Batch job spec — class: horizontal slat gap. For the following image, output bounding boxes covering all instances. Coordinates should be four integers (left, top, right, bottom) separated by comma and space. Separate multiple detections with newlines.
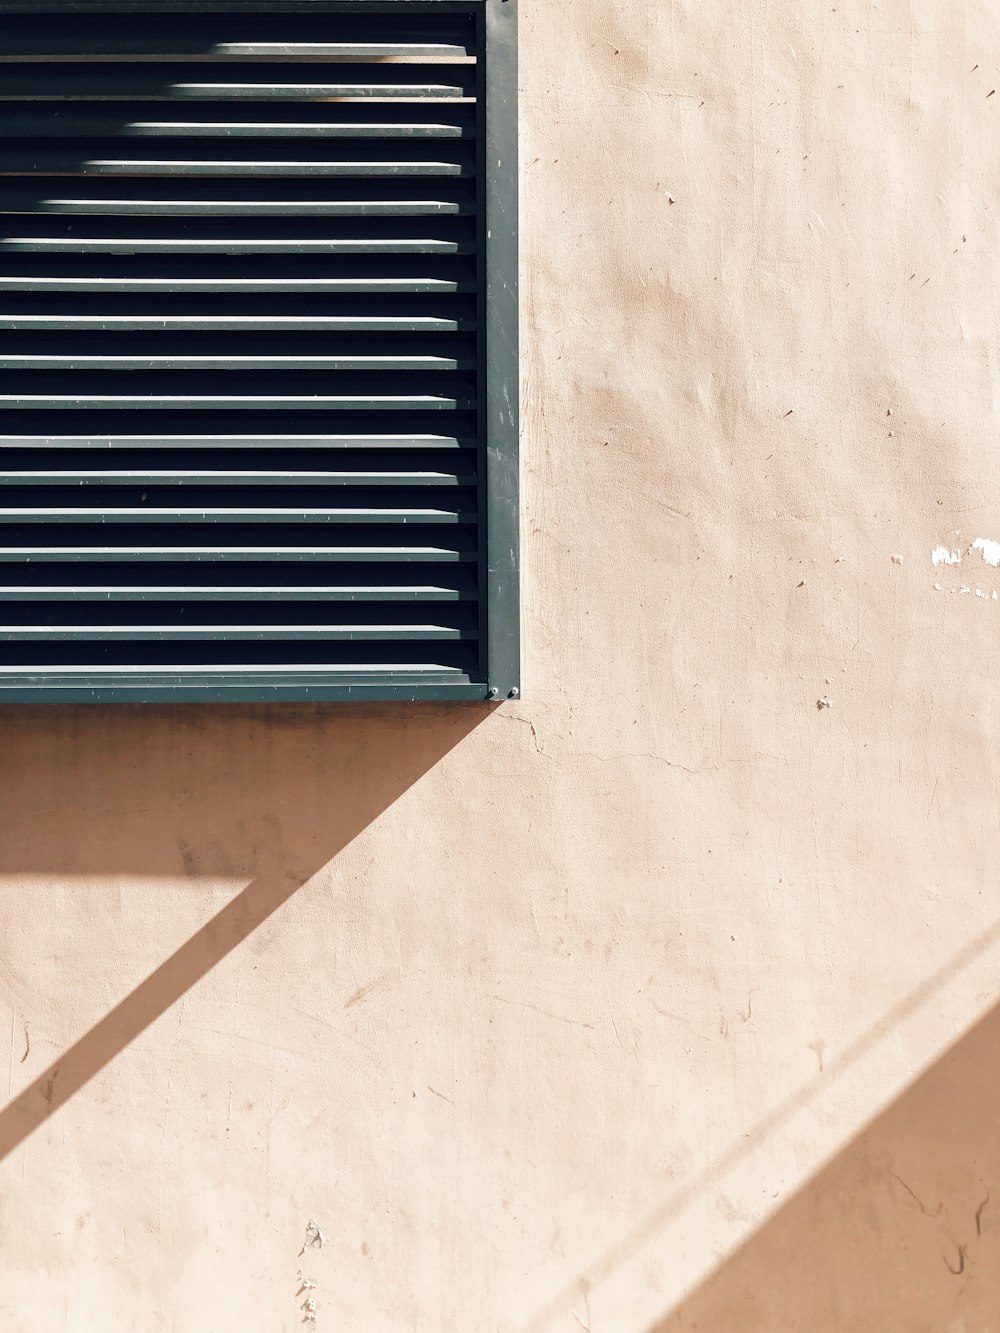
0, 315, 472, 331
0, 625, 475, 640
0, 83, 474, 103
0, 433, 472, 448
0, 662, 469, 673
0, 354, 474, 371
0, 395, 472, 410
0, 63, 478, 99
0, 470, 473, 485
0, 48, 474, 63
0, 238, 473, 254
0, 91, 478, 103
0, 585, 476, 601
0, 547, 475, 562
0, 506, 474, 522
0, 159, 474, 178
0, 106, 476, 137
0, 276, 472, 292
0, 197, 474, 216
0, 15, 478, 61
0, 120, 473, 137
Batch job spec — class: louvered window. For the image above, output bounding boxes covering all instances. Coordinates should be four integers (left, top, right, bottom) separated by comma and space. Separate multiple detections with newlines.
0, 0, 518, 702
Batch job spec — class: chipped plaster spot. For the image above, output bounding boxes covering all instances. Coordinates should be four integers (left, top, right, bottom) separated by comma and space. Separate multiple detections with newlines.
932, 546, 962, 566
972, 538, 1000, 567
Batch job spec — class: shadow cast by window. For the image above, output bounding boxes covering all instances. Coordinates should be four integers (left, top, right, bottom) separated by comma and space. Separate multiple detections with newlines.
0, 699, 488, 1160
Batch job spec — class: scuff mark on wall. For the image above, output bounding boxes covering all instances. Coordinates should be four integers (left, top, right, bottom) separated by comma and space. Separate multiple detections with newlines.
344, 973, 396, 1011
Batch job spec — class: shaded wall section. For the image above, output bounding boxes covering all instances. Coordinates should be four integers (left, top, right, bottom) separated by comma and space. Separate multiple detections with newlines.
0, 703, 488, 1162
650, 1003, 1000, 1332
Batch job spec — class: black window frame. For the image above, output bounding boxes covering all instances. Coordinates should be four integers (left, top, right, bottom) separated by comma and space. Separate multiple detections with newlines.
0, 0, 519, 704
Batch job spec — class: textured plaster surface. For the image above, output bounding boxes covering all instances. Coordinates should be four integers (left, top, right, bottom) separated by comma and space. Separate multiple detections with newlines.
4, 0, 1000, 1329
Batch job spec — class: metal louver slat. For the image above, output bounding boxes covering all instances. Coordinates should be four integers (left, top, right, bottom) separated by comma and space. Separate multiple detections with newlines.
0, 470, 477, 484
0, 0, 518, 702
0, 70, 478, 102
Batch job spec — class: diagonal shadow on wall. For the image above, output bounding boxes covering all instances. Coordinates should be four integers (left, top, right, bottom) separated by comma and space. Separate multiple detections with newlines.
0, 17, 495, 1161
648, 1000, 1000, 1332
0, 700, 487, 1162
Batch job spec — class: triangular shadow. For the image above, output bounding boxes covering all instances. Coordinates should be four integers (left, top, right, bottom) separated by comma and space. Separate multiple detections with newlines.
649, 1001, 1000, 1331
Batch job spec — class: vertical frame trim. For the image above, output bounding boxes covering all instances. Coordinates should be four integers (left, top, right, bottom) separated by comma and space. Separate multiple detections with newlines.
481, 0, 519, 697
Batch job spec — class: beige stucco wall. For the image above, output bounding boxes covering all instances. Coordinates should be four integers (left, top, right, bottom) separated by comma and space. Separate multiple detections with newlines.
4, 1, 1000, 1328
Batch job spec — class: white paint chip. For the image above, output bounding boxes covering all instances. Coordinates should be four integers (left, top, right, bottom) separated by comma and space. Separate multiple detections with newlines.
931, 538, 1000, 572
932, 546, 963, 566
972, 538, 1000, 567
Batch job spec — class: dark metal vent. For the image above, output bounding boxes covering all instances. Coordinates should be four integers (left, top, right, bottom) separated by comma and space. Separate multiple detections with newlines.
0, 0, 518, 701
